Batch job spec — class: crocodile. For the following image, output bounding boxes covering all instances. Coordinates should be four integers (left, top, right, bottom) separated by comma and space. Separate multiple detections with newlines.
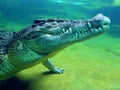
0, 14, 111, 80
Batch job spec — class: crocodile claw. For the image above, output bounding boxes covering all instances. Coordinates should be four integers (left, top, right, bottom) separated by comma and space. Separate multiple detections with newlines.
52, 68, 64, 74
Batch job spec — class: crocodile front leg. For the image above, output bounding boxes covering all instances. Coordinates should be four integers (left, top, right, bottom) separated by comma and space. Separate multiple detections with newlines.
42, 59, 64, 74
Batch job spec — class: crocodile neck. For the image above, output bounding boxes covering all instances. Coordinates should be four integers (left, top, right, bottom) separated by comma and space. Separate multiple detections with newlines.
8, 41, 46, 68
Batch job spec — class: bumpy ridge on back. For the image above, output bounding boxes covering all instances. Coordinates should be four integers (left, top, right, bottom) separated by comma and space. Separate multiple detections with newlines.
0, 31, 15, 63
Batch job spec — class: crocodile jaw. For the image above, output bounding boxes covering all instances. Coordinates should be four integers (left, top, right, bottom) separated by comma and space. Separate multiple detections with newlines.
38, 14, 111, 45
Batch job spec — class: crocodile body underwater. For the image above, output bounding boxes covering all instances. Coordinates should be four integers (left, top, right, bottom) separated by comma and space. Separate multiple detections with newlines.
0, 14, 111, 80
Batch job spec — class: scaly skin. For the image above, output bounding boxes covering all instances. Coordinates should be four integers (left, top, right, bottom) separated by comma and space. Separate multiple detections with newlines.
0, 14, 111, 80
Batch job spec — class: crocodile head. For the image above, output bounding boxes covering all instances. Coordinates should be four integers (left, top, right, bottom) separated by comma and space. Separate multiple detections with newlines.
20, 14, 111, 53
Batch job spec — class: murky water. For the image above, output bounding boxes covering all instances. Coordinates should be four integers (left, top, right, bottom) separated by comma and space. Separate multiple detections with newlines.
0, 0, 120, 90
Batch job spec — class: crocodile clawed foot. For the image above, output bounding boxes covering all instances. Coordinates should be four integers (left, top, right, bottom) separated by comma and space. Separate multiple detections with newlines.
52, 68, 64, 74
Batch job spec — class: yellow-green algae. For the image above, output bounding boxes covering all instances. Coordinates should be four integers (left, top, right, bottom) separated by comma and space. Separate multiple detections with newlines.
16, 34, 120, 90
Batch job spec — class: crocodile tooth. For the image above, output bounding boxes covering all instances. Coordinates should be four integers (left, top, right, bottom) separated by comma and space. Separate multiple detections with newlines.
83, 28, 86, 33
95, 29, 98, 32
69, 28, 72, 33
62, 28, 65, 32
87, 22, 91, 28
75, 33, 77, 37
98, 27, 102, 31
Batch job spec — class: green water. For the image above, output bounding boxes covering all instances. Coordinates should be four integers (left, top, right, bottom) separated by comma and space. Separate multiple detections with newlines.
0, 0, 120, 90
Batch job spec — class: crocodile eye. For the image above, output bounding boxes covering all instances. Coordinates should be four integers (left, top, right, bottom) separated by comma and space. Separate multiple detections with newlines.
103, 23, 108, 25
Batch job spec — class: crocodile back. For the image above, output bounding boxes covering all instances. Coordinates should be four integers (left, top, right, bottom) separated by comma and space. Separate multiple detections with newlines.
0, 31, 15, 63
